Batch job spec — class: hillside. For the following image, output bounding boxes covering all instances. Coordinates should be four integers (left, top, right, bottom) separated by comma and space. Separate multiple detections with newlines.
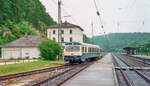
0, 0, 56, 56
93, 33, 150, 52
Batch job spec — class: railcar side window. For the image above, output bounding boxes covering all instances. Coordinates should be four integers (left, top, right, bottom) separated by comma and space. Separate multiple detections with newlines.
82, 47, 84, 52
88, 48, 90, 52
84, 47, 86, 52
85, 47, 87, 52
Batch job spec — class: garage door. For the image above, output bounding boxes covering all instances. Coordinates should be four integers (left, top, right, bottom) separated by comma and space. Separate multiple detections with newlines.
3, 49, 21, 59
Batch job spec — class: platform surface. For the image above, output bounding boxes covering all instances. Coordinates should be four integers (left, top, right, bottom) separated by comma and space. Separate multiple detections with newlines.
62, 53, 115, 86
131, 55, 150, 59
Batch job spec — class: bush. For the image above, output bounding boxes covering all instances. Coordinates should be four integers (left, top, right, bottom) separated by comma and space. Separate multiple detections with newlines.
38, 40, 62, 60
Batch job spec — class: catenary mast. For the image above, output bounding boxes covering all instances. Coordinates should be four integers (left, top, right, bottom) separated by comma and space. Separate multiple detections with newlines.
58, 0, 62, 45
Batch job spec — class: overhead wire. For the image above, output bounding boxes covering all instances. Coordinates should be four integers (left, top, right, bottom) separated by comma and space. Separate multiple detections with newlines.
93, 0, 109, 36
93, 0, 111, 51
93, 0, 104, 29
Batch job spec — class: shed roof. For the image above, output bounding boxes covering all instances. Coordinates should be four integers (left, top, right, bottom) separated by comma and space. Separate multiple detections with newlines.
0, 35, 46, 48
47, 21, 84, 31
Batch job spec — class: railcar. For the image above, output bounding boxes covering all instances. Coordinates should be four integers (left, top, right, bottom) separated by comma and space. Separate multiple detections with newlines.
63, 42, 102, 64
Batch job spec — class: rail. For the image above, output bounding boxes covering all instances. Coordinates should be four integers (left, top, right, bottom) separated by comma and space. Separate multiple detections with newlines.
0, 64, 68, 81
112, 53, 150, 86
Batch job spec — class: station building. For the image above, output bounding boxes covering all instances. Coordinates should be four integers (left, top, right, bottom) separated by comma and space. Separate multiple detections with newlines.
47, 21, 84, 45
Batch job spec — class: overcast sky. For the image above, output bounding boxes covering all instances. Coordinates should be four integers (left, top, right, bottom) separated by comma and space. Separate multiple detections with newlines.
40, 0, 150, 37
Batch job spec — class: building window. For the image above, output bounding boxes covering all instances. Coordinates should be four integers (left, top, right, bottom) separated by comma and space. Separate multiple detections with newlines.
53, 37, 56, 41
53, 30, 55, 34
61, 37, 64, 42
70, 30, 72, 34
70, 37, 72, 42
61, 30, 64, 34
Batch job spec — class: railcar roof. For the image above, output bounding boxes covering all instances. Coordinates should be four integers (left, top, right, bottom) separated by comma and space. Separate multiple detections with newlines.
65, 42, 100, 48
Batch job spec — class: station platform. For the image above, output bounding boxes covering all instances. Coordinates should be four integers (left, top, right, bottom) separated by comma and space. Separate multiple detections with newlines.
62, 53, 115, 86
131, 55, 150, 59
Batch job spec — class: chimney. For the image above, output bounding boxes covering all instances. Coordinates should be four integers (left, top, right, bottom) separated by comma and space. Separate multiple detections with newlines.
24, 33, 28, 39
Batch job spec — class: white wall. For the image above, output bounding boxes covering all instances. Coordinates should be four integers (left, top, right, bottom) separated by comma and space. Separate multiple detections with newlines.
47, 27, 83, 43
22, 47, 40, 59
1, 47, 40, 59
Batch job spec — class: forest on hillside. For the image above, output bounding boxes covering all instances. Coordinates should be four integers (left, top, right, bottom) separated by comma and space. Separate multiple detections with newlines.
0, 0, 56, 56
93, 33, 150, 52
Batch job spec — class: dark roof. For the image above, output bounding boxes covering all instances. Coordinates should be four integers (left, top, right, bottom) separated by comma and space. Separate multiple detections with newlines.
47, 21, 84, 31
0, 35, 46, 48
123, 47, 138, 50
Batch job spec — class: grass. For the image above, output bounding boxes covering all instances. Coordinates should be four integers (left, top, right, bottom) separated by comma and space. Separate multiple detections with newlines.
0, 59, 65, 76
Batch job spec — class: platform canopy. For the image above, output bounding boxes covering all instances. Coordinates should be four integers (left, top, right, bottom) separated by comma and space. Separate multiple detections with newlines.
123, 47, 138, 55
123, 47, 138, 50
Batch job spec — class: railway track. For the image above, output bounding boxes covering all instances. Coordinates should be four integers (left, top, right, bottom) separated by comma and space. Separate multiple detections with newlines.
0, 64, 68, 82
30, 54, 105, 86
118, 54, 150, 67
0, 61, 95, 86
31, 62, 94, 86
112, 54, 150, 86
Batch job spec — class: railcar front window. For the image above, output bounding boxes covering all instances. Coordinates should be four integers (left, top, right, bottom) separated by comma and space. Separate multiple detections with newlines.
66, 46, 80, 52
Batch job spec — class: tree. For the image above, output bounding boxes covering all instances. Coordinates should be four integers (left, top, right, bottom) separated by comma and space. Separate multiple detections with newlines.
93, 32, 150, 52
0, 0, 57, 57
38, 40, 62, 60
83, 34, 92, 44
38, 21, 46, 35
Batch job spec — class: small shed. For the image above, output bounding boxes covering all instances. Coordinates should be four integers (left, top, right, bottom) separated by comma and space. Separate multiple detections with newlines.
0, 35, 45, 59
123, 47, 138, 55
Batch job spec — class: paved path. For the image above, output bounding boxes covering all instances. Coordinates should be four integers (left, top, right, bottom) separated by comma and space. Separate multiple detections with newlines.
0, 60, 38, 66
62, 53, 115, 86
